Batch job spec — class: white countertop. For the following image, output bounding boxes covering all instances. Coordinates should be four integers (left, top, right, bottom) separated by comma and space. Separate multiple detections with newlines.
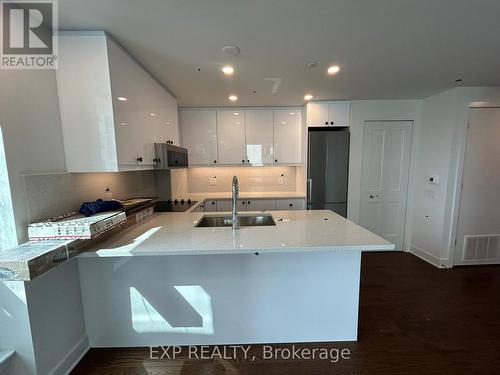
176, 191, 306, 201
80, 210, 394, 258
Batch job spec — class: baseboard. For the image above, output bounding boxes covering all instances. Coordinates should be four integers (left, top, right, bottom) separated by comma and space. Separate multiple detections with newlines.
408, 246, 447, 268
49, 335, 89, 375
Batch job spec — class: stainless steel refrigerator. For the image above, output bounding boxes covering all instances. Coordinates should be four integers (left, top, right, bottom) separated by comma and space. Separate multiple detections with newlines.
307, 128, 349, 217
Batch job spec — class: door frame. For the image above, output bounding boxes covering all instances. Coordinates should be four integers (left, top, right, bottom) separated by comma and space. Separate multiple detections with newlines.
449, 106, 500, 266
359, 120, 414, 251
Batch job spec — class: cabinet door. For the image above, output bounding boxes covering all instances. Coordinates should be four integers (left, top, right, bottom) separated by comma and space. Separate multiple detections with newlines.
107, 37, 159, 167
245, 110, 274, 165
217, 110, 247, 165
204, 200, 217, 212
246, 199, 276, 211
274, 110, 302, 164
181, 110, 218, 165
215, 200, 232, 212
276, 199, 305, 210
306, 102, 330, 126
329, 101, 350, 127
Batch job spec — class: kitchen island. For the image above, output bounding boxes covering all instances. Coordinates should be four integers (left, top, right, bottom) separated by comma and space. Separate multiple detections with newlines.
78, 209, 393, 346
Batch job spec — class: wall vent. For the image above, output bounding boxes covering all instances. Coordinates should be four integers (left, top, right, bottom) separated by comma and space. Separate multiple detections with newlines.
463, 235, 500, 261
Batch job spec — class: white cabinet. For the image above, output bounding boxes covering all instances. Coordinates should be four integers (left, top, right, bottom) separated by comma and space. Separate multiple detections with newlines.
306, 101, 350, 127
276, 199, 306, 210
245, 109, 274, 165
180, 107, 304, 166
274, 109, 302, 164
57, 31, 179, 172
244, 199, 277, 211
181, 110, 218, 165
217, 110, 247, 165
204, 200, 218, 212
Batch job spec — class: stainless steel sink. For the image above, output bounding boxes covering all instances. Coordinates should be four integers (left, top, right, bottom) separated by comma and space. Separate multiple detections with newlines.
195, 214, 276, 228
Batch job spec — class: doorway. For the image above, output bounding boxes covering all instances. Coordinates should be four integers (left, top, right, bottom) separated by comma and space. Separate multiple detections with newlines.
454, 108, 500, 265
360, 121, 413, 250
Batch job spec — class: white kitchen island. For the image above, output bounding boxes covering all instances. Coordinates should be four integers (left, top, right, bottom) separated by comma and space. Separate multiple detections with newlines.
78, 210, 393, 346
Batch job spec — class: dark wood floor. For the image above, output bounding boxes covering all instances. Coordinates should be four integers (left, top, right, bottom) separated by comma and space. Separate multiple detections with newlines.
72, 252, 500, 375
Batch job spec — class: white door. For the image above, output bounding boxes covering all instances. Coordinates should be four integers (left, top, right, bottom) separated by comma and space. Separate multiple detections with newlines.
181, 110, 218, 165
454, 108, 500, 265
274, 109, 302, 164
360, 121, 413, 250
245, 109, 274, 165
217, 110, 247, 165
306, 102, 330, 126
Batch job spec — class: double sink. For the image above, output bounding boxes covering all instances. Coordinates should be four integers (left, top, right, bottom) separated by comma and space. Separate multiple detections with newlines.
196, 214, 276, 228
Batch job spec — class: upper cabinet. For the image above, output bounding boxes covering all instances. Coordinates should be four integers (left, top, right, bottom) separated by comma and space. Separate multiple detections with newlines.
245, 109, 274, 165
306, 101, 351, 127
217, 110, 247, 165
274, 109, 302, 164
181, 109, 218, 165
179, 108, 303, 166
56, 31, 179, 172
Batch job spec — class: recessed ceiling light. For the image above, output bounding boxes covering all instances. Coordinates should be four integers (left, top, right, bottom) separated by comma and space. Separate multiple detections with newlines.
149, 113, 156, 117
327, 65, 340, 75
222, 66, 234, 76
228, 95, 238, 102
304, 94, 313, 101
236, 121, 241, 124
233, 112, 240, 116
289, 112, 296, 115
281, 121, 287, 124
117, 97, 127, 101
120, 122, 127, 126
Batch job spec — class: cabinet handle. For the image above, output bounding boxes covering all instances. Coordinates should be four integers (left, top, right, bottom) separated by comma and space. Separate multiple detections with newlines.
275, 159, 278, 163
175, 160, 179, 164
211, 201, 215, 205
247, 160, 250, 163
247, 201, 251, 204
137, 157, 143, 163
289, 203, 293, 207
331, 121, 335, 125
242, 201, 245, 205
214, 160, 217, 164
242, 160, 245, 163
325, 121, 328, 125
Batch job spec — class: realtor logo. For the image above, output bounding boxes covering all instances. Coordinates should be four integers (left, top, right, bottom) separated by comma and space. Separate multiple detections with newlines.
1, 0, 58, 69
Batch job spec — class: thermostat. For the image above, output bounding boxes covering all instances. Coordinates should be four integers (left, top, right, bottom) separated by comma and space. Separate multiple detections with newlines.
429, 176, 439, 185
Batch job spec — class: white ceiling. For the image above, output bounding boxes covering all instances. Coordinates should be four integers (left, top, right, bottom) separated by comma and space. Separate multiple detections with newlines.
59, 0, 500, 107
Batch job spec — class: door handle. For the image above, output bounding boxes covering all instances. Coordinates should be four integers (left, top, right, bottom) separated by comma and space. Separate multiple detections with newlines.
307, 179, 313, 205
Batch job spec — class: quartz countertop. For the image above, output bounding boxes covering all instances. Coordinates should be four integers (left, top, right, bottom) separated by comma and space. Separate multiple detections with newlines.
80, 210, 394, 258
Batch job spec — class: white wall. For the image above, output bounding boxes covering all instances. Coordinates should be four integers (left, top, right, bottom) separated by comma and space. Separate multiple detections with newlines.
0, 70, 67, 245
348, 100, 423, 249
409, 87, 500, 267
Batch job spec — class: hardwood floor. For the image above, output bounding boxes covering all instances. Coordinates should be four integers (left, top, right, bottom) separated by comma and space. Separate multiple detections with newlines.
72, 252, 500, 375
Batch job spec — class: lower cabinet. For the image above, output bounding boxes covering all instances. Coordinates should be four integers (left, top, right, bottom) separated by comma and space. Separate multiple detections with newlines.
276, 199, 306, 210
202, 198, 305, 212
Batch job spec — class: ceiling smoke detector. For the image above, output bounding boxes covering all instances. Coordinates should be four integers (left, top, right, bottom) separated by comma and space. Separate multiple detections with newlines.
222, 45, 240, 57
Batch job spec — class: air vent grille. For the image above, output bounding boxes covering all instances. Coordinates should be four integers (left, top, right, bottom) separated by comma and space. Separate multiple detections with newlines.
463, 235, 500, 261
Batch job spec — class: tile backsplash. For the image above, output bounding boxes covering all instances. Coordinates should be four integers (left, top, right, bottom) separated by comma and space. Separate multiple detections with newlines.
172, 167, 298, 195
24, 171, 158, 223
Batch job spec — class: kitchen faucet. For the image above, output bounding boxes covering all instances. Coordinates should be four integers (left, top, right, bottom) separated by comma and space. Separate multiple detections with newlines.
231, 176, 240, 230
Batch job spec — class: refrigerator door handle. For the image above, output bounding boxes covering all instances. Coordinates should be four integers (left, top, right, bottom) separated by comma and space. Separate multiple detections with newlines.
307, 179, 313, 209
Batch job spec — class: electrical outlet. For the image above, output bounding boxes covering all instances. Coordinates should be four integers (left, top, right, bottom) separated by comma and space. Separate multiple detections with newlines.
278, 176, 284, 185
209, 177, 217, 186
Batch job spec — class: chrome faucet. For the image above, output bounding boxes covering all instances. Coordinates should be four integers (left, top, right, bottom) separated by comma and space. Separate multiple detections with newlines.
231, 176, 240, 230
